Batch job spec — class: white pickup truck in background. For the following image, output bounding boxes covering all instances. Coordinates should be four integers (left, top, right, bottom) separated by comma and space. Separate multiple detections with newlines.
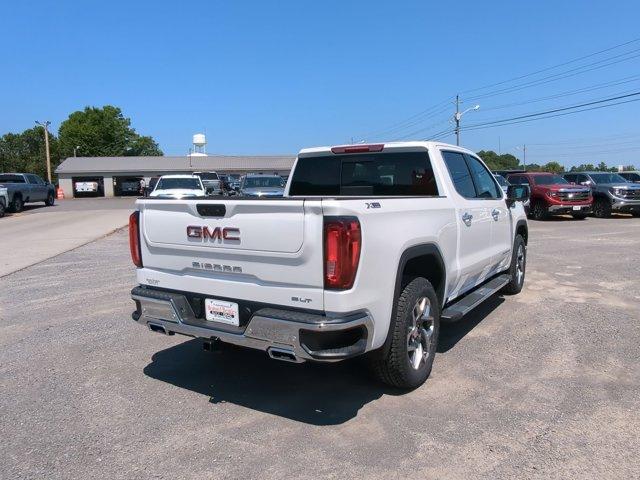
129, 141, 530, 388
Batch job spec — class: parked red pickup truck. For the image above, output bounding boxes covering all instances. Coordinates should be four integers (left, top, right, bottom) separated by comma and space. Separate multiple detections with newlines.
506, 172, 592, 220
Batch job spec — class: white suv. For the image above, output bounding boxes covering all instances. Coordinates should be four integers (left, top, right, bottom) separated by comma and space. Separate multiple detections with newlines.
149, 175, 206, 199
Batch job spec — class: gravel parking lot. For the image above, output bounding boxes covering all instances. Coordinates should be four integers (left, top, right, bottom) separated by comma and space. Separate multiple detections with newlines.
1, 216, 638, 479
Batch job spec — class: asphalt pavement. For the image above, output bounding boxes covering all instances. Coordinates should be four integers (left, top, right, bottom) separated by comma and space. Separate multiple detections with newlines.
1, 214, 638, 479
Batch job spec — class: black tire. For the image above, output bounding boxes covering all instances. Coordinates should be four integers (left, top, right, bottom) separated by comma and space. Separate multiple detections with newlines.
45, 191, 55, 206
631, 211, 640, 217
592, 198, 611, 218
0, 200, 5, 218
503, 234, 526, 295
368, 277, 440, 389
571, 213, 587, 220
11, 195, 23, 213
530, 201, 547, 220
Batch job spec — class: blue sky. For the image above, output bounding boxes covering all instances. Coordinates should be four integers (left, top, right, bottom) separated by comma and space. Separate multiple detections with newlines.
2, 0, 639, 167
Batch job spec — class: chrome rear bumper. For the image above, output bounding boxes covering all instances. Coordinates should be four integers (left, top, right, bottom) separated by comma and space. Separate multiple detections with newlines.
131, 286, 374, 362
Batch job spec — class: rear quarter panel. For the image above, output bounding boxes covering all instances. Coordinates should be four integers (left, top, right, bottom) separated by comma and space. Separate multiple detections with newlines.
322, 197, 457, 349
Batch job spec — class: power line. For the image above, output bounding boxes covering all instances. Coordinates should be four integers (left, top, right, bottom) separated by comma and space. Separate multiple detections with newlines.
528, 131, 640, 146
462, 91, 640, 130
461, 97, 640, 134
465, 49, 640, 101
461, 37, 640, 95
528, 139, 640, 151
393, 118, 451, 141
469, 87, 640, 124
360, 97, 454, 140
479, 74, 640, 112
363, 38, 640, 143
376, 104, 452, 139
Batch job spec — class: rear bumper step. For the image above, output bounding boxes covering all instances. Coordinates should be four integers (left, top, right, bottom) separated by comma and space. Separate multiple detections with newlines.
131, 286, 373, 362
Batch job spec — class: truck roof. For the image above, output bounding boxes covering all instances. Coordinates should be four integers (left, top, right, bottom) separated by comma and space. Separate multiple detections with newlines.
158, 174, 198, 179
298, 141, 471, 156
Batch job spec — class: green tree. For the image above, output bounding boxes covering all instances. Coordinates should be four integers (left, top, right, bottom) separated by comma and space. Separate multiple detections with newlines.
58, 105, 163, 158
0, 127, 61, 180
595, 161, 617, 172
622, 164, 637, 171
525, 163, 542, 172
569, 164, 596, 172
477, 150, 521, 170
542, 161, 564, 173
130, 135, 163, 156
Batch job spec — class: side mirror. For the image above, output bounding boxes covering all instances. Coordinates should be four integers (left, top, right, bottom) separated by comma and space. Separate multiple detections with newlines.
506, 184, 530, 207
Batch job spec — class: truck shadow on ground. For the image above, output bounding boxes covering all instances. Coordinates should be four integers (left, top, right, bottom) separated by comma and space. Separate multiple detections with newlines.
143, 339, 398, 425
143, 296, 504, 425
438, 296, 504, 352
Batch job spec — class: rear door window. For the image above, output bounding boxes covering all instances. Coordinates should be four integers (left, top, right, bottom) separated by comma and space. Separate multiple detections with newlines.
442, 151, 476, 199
289, 151, 438, 196
465, 155, 501, 199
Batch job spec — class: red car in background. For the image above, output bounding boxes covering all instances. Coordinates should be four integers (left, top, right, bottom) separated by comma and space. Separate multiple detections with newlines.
507, 172, 592, 220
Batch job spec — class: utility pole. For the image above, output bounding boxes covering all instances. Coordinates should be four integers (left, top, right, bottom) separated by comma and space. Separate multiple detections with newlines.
35, 120, 52, 183
453, 95, 479, 146
515, 144, 528, 170
454, 95, 460, 146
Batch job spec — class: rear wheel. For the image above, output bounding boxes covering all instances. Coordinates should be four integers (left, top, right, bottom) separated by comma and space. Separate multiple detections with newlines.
503, 235, 526, 295
0, 201, 5, 218
11, 195, 23, 213
592, 199, 611, 218
631, 211, 640, 217
369, 277, 440, 389
530, 201, 547, 220
45, 191, 55, 206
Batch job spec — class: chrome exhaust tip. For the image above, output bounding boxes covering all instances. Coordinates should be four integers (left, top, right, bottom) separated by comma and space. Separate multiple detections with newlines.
267, 347, 302, 363
148, 322, 173, 335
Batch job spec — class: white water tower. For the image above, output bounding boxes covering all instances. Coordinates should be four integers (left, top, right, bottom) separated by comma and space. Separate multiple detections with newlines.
191, 133, 207, 156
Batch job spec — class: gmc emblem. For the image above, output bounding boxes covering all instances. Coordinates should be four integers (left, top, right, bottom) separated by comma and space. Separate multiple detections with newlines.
187, 226, 240, 241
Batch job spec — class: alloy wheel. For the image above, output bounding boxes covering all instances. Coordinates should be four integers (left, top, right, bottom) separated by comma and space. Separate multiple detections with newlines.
407, 297, 435, 370
516, 244, 526, 285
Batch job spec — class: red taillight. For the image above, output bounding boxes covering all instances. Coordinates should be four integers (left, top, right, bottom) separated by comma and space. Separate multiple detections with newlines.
324, 217, 361, 290
129, 211, 142, 268
330, 144, 384, 154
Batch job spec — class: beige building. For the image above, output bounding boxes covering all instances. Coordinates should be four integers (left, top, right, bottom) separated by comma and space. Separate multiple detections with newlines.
55, 154, 295, 197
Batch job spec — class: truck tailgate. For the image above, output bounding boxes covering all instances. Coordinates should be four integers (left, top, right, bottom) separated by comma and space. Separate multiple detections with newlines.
136, 198, 325, 308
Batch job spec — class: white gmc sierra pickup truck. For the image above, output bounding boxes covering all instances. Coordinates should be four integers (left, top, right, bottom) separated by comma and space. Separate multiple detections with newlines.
130, 141, 530, 388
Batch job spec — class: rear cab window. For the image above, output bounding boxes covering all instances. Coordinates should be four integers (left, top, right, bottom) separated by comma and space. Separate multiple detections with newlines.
289, 150, 439, 196
0, 174, 26, 183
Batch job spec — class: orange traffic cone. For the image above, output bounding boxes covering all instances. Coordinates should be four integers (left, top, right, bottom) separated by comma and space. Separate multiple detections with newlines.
56, 187, 65, 199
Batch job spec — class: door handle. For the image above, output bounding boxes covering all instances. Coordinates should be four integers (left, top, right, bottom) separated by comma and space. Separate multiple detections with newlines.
492, 209, 500, 221
462, 212, 473, 226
